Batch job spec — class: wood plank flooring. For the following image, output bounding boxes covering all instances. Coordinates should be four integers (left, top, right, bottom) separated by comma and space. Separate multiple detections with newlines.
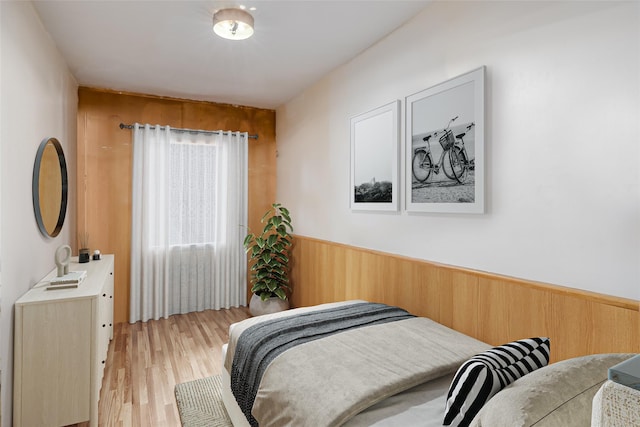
90, 307, 250, 427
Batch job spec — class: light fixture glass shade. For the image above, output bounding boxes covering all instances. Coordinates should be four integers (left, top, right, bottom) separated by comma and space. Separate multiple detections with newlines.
213, 8, 254, 40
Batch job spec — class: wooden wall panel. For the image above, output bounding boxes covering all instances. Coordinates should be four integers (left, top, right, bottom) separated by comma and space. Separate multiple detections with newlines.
291, 235, 639, 363
77, 88, 276, 324
476, 277, 553, 351
345, 250, 385, 304
550, 294, 639, 361
290, 238, 347, 305
448, 270, 479, 337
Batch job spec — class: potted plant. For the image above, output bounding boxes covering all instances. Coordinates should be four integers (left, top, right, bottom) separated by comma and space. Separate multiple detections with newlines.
243, 203, 293, 316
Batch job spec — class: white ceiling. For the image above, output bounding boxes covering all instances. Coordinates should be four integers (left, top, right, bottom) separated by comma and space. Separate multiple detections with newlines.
32, 1, 430, 109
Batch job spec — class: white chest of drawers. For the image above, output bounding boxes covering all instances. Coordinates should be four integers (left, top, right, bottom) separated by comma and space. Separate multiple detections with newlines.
13, 255, 114, 427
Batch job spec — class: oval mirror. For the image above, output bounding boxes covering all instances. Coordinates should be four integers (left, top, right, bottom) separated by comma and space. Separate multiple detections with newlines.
33, 137, 68, 238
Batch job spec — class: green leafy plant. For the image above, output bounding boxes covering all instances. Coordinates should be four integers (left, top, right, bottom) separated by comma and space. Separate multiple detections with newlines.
243, 203, 293, 301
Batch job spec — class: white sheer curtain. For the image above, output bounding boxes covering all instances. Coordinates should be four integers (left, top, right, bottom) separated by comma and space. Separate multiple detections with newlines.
130, 124, 248, 323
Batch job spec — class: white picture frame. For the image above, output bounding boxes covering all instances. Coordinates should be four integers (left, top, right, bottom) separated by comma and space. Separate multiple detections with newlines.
350, 100, 400, 212
405, 67, 485, 214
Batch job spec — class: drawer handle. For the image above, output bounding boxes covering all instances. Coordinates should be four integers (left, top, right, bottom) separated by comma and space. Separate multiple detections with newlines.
103, 293, 107, 297
102, 360, 105, 364
102, 324, 106, 327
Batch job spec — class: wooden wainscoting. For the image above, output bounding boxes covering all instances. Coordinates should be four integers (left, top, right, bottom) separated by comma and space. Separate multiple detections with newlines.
290, 235, 639, 363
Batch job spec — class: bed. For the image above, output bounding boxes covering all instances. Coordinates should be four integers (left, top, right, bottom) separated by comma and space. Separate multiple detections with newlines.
220, 300, 635, 427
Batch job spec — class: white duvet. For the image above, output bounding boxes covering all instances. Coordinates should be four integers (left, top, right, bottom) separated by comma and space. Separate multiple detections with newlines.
223, 301, 490, 426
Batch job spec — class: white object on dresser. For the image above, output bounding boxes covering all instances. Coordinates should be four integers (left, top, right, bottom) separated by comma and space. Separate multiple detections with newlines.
592, 379, 640, 427
13, 254, 114, 427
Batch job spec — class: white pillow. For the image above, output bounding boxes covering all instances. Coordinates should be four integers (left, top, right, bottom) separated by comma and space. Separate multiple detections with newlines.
469, 353, 636, 427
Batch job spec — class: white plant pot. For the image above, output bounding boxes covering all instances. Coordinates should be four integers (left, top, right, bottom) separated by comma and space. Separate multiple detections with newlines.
249, 293, 290, 317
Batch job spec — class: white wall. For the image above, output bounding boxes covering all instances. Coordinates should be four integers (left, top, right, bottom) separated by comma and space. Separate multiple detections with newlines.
276, 1, 639, 301
0, 2, 77, 425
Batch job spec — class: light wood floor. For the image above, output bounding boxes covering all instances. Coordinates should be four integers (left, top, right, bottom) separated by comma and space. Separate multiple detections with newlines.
87, 307, 251, 427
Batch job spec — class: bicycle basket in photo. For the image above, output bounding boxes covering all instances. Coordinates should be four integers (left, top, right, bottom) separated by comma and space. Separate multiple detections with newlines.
439, 129, 455, 150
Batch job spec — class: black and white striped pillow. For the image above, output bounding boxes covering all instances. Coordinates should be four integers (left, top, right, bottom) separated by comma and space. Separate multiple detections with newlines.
443, 337, 550, 427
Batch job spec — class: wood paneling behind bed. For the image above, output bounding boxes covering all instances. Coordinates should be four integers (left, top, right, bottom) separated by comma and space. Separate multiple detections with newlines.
289, 235, 639, 363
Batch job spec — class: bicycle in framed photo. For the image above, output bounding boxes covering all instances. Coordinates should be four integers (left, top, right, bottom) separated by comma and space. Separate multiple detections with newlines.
405, 67, 485, 214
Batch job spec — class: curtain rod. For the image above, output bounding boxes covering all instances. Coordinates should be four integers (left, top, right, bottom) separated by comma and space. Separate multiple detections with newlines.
119, 123, 258, 140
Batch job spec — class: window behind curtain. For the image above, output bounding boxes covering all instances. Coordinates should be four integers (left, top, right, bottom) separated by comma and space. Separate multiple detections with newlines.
169, 140, 217, 246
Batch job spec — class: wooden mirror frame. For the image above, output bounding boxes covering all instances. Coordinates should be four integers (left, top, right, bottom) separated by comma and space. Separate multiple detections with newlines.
33, 137, 68, 238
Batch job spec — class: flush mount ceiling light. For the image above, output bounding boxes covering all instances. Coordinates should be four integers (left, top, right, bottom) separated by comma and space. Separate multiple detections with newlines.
213, 8, 254, 41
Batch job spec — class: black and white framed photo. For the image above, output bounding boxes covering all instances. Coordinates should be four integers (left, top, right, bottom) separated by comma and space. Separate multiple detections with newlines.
405, 67, 485, 214
350, 100, 400, 212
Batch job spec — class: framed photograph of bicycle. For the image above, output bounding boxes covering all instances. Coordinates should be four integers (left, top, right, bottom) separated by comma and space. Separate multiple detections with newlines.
350, 100, 400, 212
405, 66, 485, 214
